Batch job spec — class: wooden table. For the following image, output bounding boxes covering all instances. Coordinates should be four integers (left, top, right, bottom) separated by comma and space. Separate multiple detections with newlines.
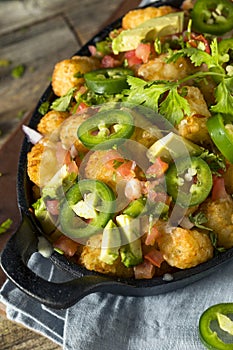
0, 0, 141, 348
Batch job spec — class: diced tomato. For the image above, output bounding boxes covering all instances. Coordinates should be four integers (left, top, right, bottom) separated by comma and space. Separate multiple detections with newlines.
212, 175, 229, 201
124, 50, 142, 67
53, 235, 80, 257
76, 102, 88, 112
68, 160, 79, 175
46, 199, 59, 216
145, 225, 161, 246
134, 259, 155, 279
117, 160, 135, 179
146, 157, 169, 178
135, 43, 151, 63
144, 249, 164, 268
187, 33, 211, 54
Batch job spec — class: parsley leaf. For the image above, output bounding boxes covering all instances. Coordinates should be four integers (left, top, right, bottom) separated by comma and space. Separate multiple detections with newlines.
0, 218, 13, 234
51, 87, 76, 111
159, 87, 190, 125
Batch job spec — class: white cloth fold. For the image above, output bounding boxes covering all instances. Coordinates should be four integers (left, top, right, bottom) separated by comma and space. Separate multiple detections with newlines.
1, 252, 233, 350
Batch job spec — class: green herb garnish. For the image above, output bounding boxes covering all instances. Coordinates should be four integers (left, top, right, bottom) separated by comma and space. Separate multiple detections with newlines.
38, 101, 50, 115
51, 87, 76, 111
0, 218, 13, 234
11, 64, 25, 78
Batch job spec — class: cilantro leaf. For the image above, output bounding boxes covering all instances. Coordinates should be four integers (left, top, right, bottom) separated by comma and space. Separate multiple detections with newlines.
159, 87, 190, 125
189, 212, 212, 231
0, 218, 13, 234
211, 78, 233, 118
38, 101, 50, 115
125, 76, 169, 111
51, 87, 76, 111
200, 150, 226, 175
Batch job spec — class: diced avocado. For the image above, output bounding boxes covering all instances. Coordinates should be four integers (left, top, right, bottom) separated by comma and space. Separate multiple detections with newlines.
32, 198, 56, 234
72, 192, 97, 219
112, 12, 184, 54
123, 197, 147, 218
99, 219, 121, 265
42, 165, 77, 199
147, 132, 203, 163
116, 214, 143, 267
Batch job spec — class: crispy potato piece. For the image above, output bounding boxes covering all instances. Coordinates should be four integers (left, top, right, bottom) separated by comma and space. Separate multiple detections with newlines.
201, 197, 233, 249
37, 110, 69, 135
157, 227, 213, 269
27, 141, 59, 187
137, 55, 194, 81
59, 113, 89, 152
52, 56, 100, 97
122, 6, 175, 29
80, 234, 133, 278
84, 150, 121, 191
177, 86, 211, 145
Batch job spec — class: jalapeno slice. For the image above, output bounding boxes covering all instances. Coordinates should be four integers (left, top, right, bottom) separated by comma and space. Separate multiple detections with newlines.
84, 67, 134, 94
207, 114, 233, 164
60, 179, 115, 239
77, 108, 135, 149
191, 0, 233, 35
199, 303, 233, 350
166, 156, 213, 207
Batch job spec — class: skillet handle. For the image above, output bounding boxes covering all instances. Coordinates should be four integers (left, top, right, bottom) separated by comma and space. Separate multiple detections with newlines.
0, 215, 124, 309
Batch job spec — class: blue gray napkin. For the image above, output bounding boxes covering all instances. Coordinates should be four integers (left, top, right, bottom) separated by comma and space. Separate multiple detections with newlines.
1, 251, 233, 350
1, 1, 233, 348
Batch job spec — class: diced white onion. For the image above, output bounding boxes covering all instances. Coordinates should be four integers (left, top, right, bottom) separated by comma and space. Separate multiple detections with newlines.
38, 236, 53, 258
22, 124, 43, 144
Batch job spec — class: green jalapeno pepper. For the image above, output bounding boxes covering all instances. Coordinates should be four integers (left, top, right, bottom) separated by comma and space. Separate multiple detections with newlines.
60, 179, 115, 239
166, 156, 213, 207
199, 303, 233, 350
192, 0, 233, 35
77, 108, 135, 149
207, 114, 233, 164
84, 67, 134, 94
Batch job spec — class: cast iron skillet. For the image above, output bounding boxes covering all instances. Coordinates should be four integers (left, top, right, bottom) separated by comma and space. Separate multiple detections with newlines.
1, 0, 233, 310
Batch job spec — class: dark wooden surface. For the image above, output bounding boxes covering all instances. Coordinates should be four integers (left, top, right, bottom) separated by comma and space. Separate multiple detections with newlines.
0, 0, 141, 348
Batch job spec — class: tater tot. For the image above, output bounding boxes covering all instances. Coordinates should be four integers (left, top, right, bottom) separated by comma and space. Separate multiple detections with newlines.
201, 198, 233, 249
52, 56, 100, 97
59, 113, 89, 152
137, 56, 194, 81
157, 227, 213, 269
122, 6, 175, 29
27, 141, 59, 187
80, 234, 133, 278
37, 110, 69, 135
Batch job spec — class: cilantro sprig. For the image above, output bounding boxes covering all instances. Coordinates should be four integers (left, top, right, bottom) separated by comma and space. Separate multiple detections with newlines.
124, 74, 208, 126
51, 87, 77, 111
167, 38, 233, 120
